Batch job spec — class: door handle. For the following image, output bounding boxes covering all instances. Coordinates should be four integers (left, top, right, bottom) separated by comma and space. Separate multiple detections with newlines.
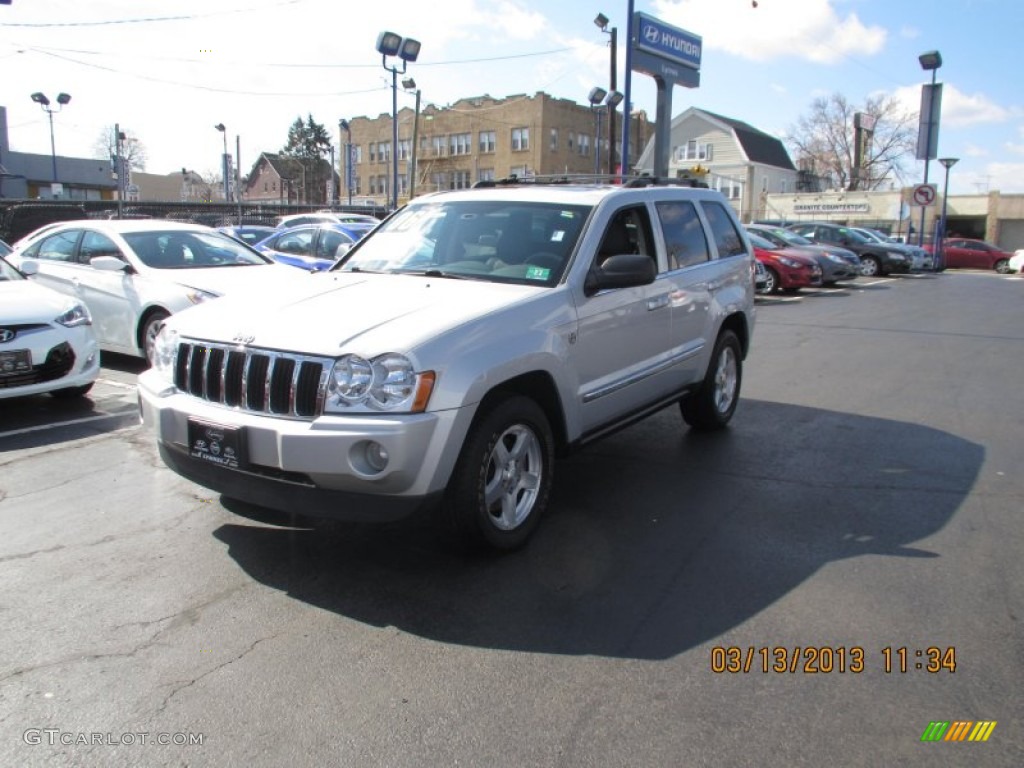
646, 294, 670, 311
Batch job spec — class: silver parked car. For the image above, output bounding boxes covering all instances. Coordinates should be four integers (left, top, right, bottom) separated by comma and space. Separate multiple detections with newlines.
139, 179, 757, 550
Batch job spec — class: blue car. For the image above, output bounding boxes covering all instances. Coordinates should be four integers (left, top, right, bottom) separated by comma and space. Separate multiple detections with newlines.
218, 225, 276, 246
253, 223, 371, 271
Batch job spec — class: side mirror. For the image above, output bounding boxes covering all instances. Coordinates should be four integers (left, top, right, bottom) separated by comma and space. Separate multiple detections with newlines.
584, 253, 656, 296
90, 255, 129, 272
17, 258, 40, 276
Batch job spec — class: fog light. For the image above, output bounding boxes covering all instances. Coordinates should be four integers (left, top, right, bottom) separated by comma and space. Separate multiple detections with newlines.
364, 441, 389, 472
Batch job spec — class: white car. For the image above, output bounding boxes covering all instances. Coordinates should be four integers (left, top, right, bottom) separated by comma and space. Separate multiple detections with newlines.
8, 220, 310, 362
1, 254, 100, 400
1009, 249, 1024, 274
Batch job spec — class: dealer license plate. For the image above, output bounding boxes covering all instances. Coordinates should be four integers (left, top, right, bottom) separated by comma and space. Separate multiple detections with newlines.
0, 349, 32, 376
187, 419, 246, 470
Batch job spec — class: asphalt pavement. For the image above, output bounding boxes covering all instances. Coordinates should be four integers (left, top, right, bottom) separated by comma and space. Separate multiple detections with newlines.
1, 271, 1021, 767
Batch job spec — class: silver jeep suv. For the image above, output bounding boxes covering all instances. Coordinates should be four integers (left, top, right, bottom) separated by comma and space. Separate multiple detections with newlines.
139, 179, 756, 550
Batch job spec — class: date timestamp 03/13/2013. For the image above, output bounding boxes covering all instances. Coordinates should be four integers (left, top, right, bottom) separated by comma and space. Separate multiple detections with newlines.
709, 646, 957, 674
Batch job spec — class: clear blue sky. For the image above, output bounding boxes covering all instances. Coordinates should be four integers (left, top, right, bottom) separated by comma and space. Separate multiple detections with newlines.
1, 0, 1020, 194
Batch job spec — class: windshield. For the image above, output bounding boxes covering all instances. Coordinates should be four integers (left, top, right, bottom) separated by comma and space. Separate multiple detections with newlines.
766, 228, 811, 246
337, 200, 591, 286
123, 230, 272, 269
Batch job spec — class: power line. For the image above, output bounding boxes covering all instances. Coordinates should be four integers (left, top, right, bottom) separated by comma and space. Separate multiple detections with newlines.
0, 0, 307, 28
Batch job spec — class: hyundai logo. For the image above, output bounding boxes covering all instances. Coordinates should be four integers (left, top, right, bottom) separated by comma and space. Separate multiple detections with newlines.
644, 23, 661, 45
0, 329, 14, 343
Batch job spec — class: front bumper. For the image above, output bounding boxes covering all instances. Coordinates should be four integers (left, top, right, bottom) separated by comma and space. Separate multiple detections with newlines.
138, 369, 464, 521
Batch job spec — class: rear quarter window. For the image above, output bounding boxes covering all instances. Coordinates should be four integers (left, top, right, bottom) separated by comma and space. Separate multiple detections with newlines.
701, 201, 747, 259
656, 200, 710, 269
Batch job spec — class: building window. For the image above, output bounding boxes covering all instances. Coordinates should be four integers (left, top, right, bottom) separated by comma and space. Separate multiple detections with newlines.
450, 132, 471, 156
431, 172, 447, 191
512, 127, 529, 151
675, 140, 713, 161
369, 143, 377, 163
380, 142, 391, 162
478, 168, 495, 183
550, 128, 558, 151
579, 134, 590, 157
369, 176, 376, 195
431, 136, 446, 157
399, 139, 411, 161
352, 145, 362, 164
568, 132, 575, 151
354, 177, 361, 195
452, 170, 471, 189
510, 165, 528, 178
479, 130, 496, 153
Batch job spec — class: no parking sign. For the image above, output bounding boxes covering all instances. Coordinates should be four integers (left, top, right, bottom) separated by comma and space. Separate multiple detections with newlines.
912, 183, 937, 207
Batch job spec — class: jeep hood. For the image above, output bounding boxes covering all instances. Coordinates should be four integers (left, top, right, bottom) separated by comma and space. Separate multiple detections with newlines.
166, 271, 545, 356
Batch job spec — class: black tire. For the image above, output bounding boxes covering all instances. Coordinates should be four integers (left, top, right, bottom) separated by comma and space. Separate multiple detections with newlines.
859, 255, 881, 277
50, 383, 94, 399
442, 395, 554, 551
681, 330, 742, 431
994, 259, 1010, 274
140, 310, 170, 366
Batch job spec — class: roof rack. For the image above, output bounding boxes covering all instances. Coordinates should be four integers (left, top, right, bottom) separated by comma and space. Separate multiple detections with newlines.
472, 174, 709, 189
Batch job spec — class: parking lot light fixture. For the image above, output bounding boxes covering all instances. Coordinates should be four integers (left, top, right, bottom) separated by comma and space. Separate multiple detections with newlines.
214, 123, 230, 202
937, 157, 958, 271
594, 12, 619, 174
916, 50, 942, 247
31, 91, 71, 196
377, 31, 421, 210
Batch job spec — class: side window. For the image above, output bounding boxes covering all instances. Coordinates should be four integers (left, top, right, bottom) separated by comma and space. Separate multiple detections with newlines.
656, 200, 709, 270
318, 230, 354, 260
700, 202, 747, 259
595, 206, 655, 268
80, 231, 123, 262
277, 230, 315, 255
35, 230, 80, 262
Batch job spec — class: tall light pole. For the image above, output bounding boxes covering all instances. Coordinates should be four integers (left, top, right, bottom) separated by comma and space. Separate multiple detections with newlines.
30, 91, 71, 197
376, 30, 421, 211
937, 157, 958, 272
588, 87, 607, 174
619, 0, 636, 177
916, 50, 942, 247
214, 123, 229, 202
339, 119, 352, 206
403, 77, 421, 200
594, 12, 618, 175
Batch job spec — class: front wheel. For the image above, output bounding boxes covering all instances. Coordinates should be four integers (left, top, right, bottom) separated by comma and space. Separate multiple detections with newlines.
681, 330, 742, 431
140, 310, 170, 366
442, 395, 554, 551
994, 259, 1010, 274
859, 255, 881, 277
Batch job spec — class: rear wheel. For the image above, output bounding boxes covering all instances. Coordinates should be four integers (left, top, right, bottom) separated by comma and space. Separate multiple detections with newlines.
681, 330, 742, 431
442, 395, 554, 551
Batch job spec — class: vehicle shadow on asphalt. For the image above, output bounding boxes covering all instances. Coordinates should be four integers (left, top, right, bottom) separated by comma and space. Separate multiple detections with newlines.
212, 399, 982, 660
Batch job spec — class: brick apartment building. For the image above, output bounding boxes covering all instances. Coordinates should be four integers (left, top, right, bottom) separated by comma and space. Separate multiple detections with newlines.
338, 91, 653, 207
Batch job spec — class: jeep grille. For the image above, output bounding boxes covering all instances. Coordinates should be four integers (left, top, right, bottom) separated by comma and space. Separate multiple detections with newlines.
174, 342, 331, 419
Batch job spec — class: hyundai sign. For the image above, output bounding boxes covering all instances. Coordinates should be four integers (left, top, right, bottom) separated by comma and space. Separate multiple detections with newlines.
635, 12, 701, 71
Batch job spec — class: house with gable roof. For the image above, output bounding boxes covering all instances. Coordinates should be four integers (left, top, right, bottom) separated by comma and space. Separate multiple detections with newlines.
634, 106, 798, 222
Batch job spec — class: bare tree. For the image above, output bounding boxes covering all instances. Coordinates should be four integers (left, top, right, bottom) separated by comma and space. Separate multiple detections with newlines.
785, 93, 917, 191
92, 125, 148, 171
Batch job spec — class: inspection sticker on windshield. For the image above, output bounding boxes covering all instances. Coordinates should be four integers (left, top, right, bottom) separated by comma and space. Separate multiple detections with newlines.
525, 266, 550, 280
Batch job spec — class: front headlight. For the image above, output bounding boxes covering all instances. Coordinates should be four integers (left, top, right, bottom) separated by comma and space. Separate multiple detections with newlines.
55, 302, 92, 328
777, 256, 802, 268
151, 326, 179, 377
325, 353, 435, 413
825, 253, 846, 263
55, 301, 92, 327
185, 288, 219, 305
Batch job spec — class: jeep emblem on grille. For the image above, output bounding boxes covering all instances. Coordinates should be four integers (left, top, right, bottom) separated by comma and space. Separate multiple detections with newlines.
233, 333, 255, 344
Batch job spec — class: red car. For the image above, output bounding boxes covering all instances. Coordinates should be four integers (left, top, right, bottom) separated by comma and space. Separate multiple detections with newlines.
748, 232, 823, 294
925, 238, 1013, 273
